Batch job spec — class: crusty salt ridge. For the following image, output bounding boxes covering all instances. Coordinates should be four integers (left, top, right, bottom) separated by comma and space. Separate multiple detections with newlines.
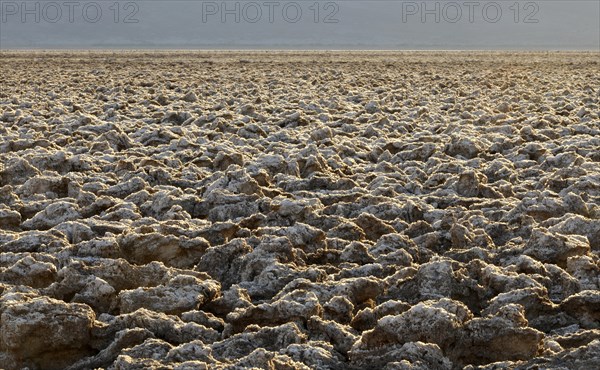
0, 51, 599, 370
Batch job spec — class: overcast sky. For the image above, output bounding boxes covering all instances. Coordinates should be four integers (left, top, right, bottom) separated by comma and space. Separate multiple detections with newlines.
1, 1, 598, 49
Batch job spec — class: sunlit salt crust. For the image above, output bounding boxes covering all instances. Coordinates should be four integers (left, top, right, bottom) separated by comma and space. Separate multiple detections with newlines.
0, 51, 599, 370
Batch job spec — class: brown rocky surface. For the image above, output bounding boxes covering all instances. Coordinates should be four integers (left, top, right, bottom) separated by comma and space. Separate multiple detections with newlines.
0, 51, 599, 369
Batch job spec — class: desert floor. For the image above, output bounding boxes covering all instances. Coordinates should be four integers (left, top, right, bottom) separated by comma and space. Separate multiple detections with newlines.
0, 51, 599, 370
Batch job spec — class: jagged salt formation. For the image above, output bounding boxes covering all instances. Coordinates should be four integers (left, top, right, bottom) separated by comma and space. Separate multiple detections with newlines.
0, 51, 599, 370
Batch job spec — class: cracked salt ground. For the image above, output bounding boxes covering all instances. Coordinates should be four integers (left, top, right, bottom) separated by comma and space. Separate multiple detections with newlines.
0, 51, 599, 370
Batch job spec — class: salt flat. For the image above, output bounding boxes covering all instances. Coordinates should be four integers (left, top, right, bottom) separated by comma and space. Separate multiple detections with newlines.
0, 51, 599, 370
